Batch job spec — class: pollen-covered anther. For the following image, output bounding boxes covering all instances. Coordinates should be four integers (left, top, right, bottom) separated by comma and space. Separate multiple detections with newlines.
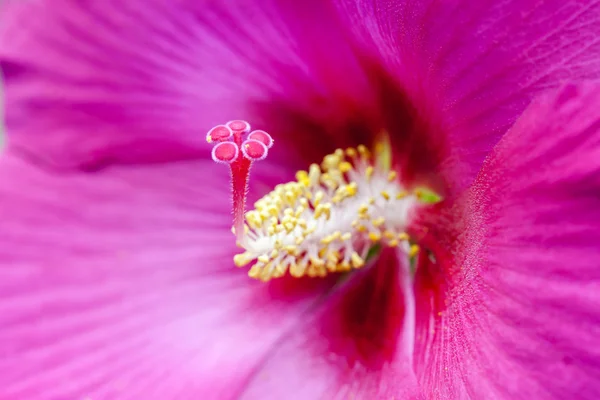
232, 144, 425, 281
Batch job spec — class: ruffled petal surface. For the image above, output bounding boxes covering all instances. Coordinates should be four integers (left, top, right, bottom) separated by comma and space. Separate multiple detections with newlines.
412, 83, 600, 399
239, 248, 423, 400
0, 152, 334, 400
0, 0, 380, 170
335, 0, 600, 191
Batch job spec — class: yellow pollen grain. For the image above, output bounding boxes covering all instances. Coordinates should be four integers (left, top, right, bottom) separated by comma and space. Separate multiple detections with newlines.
368, 231, 382, 242
358, 203, 369, 214
396, 191, 408, 200
339, 161, 353, 173
381, 190, 390, 200
295, 170, 309, 186
372, 217, 386, 227
351, 252, 365, 268
387, 171, 397, 182
357, 144, 370, 158
398, 232, 410, 241
409, 244, 420, 257
346, 147, 357, 158
314, 191, 325, 207
346, 182, 358, 196
234, 252, 253, 267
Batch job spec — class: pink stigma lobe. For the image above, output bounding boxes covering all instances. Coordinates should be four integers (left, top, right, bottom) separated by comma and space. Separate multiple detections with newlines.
211, 141, 239, 164
248, 130, 274, 148
242, 139, 268, 160
207, 120, 272, 242
226, 120, 251, 134
206, 124, 233, 143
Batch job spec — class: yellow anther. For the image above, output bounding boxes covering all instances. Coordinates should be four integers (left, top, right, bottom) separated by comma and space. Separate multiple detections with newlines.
396, 191, 408, 200
368, 231, 382, 242
341, 232, 352, 241
284, 222, 295, 233
409, 244, 420, 257
383, 230, 396, 240
381, 191, 391, 201
270, 249, 279, 258
297, 219, 307, 228
248, 264, 262, 279
372, 217, 386, 227
285, 245, 298, 255
308, 163, 321, 185
290, 262, 305, 278
339, 161, 353, 173
387, 171, 397, 182
310, 257, 326, 268
267, 206, 279, 217
321, 234, 336, 246
350, 252, 365, 268
365, 166, 374, 180
345, 147, 357, 158
284, 191, 296, 204
295, 206, 305, 217
398, 232, 410, 241
314, 204, 326, 219
368, 197, 376, 205
234, 252, 254, 267
356, 224, 367, 233
389, 239, 399, 247
257, 255, 270, 264
357, 144, 370, 158
314, 191, 325, 207
346, 182, 358, 197
295, 170, 309, 186
358, 203, 369, 215
340, 260, 351, 271
322, 203, 332, 220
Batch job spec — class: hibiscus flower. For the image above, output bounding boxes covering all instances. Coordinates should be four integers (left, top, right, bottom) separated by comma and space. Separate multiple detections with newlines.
1, 1, 599, 399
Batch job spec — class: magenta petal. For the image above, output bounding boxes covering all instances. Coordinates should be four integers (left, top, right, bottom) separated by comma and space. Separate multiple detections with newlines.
0, 153, 333, 399
0, 0, 373, 169
335, 0, 600, 192
239, 248, 423, 399
413, 83, 600, 399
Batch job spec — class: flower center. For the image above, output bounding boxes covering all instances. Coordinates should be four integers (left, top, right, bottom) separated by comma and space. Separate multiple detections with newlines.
234, 145, 422, 281
208, 121, 434, 282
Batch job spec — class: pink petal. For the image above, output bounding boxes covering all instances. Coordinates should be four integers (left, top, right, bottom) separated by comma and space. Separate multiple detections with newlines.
239, 248, 423, 399
412, 83, 600, 399
0, 0, 377, 170
0, 152, 334, 399
335, 0, 600, 193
